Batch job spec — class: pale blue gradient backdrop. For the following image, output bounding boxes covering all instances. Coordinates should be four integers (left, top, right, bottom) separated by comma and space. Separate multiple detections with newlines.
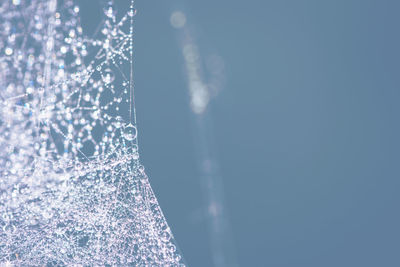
79, 0, 400, 266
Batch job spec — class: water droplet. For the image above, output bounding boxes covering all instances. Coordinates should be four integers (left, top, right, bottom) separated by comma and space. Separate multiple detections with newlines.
84, 93, 90, 101
138, 165, 145, 174
161, 231, 171, 242
3, 224, 15, 233
123, 124, 137, 141
5, 47, 13, 56
102, 68, 114, 84
104, 2, 115, 18
128, 9, 137, 17
114, 116, 123, 128
132, 144, 138, 153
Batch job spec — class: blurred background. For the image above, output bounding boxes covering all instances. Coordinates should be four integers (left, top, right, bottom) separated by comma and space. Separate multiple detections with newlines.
78, 0, 400, 266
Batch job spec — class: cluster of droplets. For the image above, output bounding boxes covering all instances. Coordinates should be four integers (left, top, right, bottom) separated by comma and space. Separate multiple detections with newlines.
0, 0, 184, 265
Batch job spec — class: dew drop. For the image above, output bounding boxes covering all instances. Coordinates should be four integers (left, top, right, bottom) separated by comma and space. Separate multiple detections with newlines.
104, 2, 115, 18
123, 124, 137, 141
5, 47, 13, 56
102, 68, 114, 84
138, 165, 145, 173
114, 116, 123, 128
128, 9, 137, 17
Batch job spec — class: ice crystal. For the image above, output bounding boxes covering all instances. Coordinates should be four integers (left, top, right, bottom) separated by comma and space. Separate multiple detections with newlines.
0, 0, 184, 265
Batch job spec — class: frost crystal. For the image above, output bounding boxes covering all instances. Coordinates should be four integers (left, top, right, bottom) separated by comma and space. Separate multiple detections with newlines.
0, 0, 184, 265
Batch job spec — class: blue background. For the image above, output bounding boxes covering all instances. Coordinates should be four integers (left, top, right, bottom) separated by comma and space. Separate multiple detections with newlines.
79, 0, 400, 266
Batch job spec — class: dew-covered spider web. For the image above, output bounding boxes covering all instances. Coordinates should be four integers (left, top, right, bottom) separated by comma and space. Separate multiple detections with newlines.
0, 0, 184, 265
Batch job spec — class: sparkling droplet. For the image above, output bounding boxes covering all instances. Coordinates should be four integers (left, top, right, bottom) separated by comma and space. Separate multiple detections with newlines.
5, 47, 13, 56
128, 9, 137, 17
104, 2, 115, 18
138, 165, 145, 173
123, 124, 137, 141
114, 116, 123, 128
102, 68, 114, 84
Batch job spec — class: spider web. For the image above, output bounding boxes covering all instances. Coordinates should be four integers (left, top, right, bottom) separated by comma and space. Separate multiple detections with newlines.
0, 0, 184, 265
